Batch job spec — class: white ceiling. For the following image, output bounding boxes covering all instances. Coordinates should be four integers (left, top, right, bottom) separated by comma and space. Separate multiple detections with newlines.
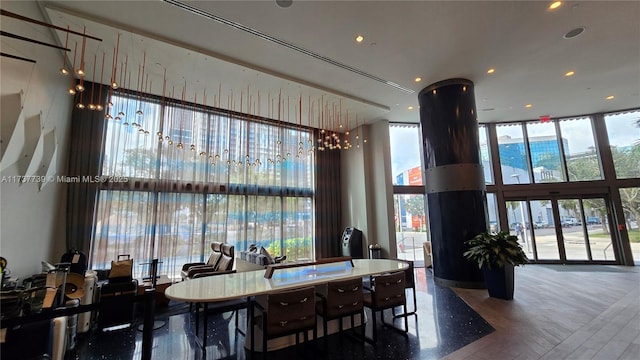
37, 0, 640, 127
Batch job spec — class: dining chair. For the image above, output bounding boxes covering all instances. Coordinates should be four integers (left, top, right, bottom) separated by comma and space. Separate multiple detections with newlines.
315, 277, 365, 350
252, 286, 316, 359
193, 296, 250, 355
191, 269, 249, 356
393, 259, 417, 318
363, 271, 408, 343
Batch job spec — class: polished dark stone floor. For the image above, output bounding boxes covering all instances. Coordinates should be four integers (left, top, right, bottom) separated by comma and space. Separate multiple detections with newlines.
68, 269, 493, 359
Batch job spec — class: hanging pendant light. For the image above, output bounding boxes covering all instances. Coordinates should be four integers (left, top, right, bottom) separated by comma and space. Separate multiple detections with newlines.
136, 52, 146, 116
68, 42, 78, 95
83, 54, 94, 97
59, 26, 70, 75
96, 52, 106, 111
76, 27, 87, 77
75, 43, 86, 109
135, 63, 143, 116
110, 34, 120, 89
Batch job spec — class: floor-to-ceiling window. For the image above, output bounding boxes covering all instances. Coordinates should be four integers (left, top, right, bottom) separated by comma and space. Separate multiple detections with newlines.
390, 123, 498, 266
393, 109, 637, 265
479, 125, 498, 230
488, 110, 639, 265
605, 110, 640, 262
389, 123, 427, 266
91, 92, 315, 278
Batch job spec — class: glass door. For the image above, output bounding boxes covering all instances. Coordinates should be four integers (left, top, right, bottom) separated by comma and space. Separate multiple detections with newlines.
528, 199, 560, 261
503, 195, 616, 263
505, 200, 538, 260
558, 197, 615, 262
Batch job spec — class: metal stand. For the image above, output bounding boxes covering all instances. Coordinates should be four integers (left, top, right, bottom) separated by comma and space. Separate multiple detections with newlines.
52, 263, 71, 308
141, 288, 155, 360
137, 259, 165, 331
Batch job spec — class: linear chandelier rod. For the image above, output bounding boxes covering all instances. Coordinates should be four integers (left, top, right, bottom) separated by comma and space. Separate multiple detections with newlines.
0, 31, 70, 52
1, 9, 102, 42
0, 52, 36, 63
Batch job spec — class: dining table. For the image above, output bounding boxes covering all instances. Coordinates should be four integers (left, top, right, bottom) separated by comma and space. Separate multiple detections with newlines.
164, 258, 410, 353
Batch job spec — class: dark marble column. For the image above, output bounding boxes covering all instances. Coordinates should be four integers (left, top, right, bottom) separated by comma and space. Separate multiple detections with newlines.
418, 78, 486, 288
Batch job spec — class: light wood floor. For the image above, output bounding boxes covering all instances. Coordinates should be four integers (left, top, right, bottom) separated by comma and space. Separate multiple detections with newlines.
444, 265, 640, 360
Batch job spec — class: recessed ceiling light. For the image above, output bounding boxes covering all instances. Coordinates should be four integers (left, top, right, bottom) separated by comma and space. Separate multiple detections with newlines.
525, 104, 533, 108
355, 35, 364, 43
564, 27, 585, 39
276, 0, 293, 8
408, 106, 414, 110
606, 95, 615, 100
487, 68, 495, 74
565, 71, 575, 77
549, 1, 563, 10
415, 77, 422, 82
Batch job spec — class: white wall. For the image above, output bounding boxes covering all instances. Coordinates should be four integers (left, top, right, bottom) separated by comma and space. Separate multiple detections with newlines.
365, 120, 396, 258
0, 1, 72, 280
341, 120, 396, 258
340, 127, 369, 255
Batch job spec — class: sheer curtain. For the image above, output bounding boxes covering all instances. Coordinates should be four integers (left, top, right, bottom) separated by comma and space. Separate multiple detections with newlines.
90, 91, 316, 279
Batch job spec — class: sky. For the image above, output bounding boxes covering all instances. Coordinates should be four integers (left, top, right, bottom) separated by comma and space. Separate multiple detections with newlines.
389, 125, 422, 179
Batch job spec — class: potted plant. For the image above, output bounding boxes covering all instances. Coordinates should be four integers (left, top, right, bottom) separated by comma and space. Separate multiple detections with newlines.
463, 231, 528, 300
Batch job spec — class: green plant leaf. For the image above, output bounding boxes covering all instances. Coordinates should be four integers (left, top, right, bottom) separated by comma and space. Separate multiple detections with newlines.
463, 231, 528, 269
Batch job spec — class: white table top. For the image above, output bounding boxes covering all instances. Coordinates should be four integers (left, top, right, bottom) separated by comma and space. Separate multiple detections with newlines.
165, 258, 408, 303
